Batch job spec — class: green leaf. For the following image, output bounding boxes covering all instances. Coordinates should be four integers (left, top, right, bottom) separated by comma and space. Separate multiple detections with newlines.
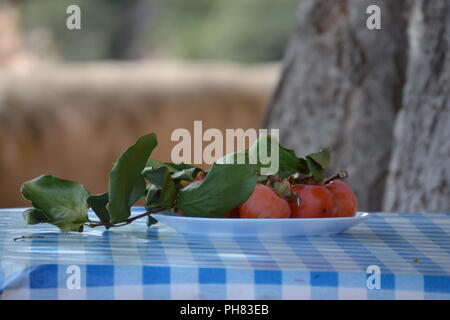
108, 133, 158, 224
165, 162, 200, 171
171, 167, 202, 182
146, 158, 178, 173
305, 156, 325, 181
216, 135, 299, 178
145, 159, 201, 174
177, 163, 258, 218
143, 166, 171, 188
87, 192, 110, 229
146, 215, 158, 227
301, 148, 331, 181
21, 175, 90, 232
23, 208, 49, 225
306, 148, 331, 168
145, 160, 203, 186
298, 158, 309, 174
142, 166, 177, 209
145, 184, 161, 209
247, 134, 299, 178
277, 146, 301, 178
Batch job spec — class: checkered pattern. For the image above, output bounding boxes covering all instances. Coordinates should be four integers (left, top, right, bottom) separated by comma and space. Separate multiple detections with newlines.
1, 207, 450, 299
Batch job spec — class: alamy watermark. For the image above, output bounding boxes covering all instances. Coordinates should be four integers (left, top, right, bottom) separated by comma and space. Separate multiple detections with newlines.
65, 4, 380, 31
66, 5, 81, 30
366, 5, 381, 30
171, 121, 280, 175
66, 265, 81, 289
366, 265, 381, 289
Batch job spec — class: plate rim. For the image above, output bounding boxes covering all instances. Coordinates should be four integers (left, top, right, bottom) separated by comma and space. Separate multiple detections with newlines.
151, 211, 370, 222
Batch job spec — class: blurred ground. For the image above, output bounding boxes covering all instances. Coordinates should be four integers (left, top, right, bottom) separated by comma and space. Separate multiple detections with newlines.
0, 60, 278, 207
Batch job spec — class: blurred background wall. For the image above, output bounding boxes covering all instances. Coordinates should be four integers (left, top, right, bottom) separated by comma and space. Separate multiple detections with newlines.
0, 0, 297, 207
1, 0, 448, 212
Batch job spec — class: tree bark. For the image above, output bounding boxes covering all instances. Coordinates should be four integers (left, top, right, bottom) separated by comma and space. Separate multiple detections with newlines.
264, 0, 409, 211
383, 0, 450, 212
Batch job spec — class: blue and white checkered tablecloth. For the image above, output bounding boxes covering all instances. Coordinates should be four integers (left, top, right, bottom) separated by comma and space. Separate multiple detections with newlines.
1, 207, 450, 300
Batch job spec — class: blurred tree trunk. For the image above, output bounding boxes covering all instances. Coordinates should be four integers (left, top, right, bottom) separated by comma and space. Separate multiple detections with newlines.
265, 0, 409, 211
108, 0, 163, 59
108, 0, 143, 59
383, 0, 450, 212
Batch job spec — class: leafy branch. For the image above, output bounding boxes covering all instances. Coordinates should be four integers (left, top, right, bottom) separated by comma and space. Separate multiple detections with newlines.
19, 132, 333, 232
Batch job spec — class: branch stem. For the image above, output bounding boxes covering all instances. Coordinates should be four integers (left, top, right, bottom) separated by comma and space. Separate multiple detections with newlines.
324, 170, 349, 184
85, 208, 165, 228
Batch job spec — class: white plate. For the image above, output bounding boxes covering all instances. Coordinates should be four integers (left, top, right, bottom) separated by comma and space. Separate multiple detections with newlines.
151, 212, 370, 237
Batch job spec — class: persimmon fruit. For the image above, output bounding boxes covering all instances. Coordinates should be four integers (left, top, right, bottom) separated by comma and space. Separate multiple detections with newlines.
239, 184, 291, 219
325, 180, 358, 217
289, 185, 336, 218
